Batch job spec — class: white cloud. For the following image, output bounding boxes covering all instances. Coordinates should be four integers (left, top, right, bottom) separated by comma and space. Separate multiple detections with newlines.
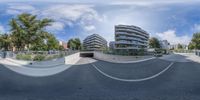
6, 4, 103, 35
1, 0, 200, 5
0, 25, 5, 33
84, 25, 96, 31
39, 4, 102, 33
156, 30, 191, 45
40, 4, 101, 22
111, 0, 200, 5
193, 24, 200, 32
47, 22, 65, 31
6, 3, 36, 15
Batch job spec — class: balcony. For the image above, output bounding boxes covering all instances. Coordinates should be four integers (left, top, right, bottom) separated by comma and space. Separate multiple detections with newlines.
115, 31, 148, 40
115, 28, 149, 37
115, 36, 148, 43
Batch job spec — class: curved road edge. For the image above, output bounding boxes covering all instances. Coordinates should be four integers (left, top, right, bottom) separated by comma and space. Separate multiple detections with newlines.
89, 59, 174, 82
0, 53, 81, 77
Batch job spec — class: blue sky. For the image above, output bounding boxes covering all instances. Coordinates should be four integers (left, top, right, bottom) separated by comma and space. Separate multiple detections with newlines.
1, 0, 200, 45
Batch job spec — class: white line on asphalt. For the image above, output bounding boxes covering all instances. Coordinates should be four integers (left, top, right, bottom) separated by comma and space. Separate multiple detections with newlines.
89, 60, 174, 82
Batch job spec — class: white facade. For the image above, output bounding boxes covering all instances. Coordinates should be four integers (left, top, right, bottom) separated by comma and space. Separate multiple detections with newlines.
83, 34, 107, 51
114, 25, 149, 51
109, 41, 116, 50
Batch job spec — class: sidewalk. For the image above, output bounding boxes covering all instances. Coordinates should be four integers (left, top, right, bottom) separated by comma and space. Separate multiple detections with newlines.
5, 58, 65, 68
160, 53, 200, 63
0, 58, 72, 77
0, 52, 81, 77
176, 53, 200, 63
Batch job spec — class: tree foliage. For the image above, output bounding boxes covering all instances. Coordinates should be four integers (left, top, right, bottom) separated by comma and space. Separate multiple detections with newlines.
177, 43, 183, 49
9, 13, 54, 51
67, 38, 81, 50
149, 37, 160, 48
189, 33, 200, 50
0, 34, 12, 50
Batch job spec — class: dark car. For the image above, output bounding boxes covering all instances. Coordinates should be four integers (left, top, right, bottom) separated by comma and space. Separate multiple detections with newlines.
154, 53, 163, 57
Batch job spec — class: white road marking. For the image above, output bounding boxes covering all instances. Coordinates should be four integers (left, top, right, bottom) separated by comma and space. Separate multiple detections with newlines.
89, 59, 174, 82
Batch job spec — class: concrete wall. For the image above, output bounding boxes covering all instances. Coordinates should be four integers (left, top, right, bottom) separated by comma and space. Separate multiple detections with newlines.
65, 52, 80, 65
93, 52, 118, 61
5, 52, 80, 67
93, 51, 153, 63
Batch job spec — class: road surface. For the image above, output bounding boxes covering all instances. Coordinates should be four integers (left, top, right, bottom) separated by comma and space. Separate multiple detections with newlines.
0, 54, 200, 100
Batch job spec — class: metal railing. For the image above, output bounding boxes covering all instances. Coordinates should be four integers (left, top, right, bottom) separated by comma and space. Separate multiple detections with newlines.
0, 50, 79, 59
195, 50, 200, 57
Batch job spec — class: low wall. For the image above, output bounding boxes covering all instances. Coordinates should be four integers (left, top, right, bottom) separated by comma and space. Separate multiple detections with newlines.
1, 52, 81, 77
5, 52, 80, 67
65, 52, 80, 64
93, 51, 153, 63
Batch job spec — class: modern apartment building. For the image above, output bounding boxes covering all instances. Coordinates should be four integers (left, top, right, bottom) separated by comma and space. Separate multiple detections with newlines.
109, 41, 116, 50
113, 25, 149, 54
83, 34, 107, 51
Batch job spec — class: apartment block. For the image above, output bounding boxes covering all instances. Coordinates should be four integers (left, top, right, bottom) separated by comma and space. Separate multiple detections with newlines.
83, 34, 107, 51
113, 25, 149, 54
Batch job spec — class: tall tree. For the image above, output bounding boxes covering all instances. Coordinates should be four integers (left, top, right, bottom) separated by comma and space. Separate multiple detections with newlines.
67, 39, 76, 50
188, 42, 195, 50
177, 43, 183, 49
9, 13, 54, 51
46, 34, 59, 50
0, 34, 11, 51
74, 38, 81, 50
67, 38, 81, 50
189, 33, 200, 50
149, 37, 160, 48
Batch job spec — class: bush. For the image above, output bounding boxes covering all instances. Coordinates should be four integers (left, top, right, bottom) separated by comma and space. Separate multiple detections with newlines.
16, 54, 32, 60
33, 55, 45, 61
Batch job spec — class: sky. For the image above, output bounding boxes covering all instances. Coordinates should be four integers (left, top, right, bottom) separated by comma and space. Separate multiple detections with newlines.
1, 0, 200, 45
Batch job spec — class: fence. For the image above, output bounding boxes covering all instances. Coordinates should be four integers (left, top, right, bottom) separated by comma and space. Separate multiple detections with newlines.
0, 50, 79, 59
195, 50, 200, 57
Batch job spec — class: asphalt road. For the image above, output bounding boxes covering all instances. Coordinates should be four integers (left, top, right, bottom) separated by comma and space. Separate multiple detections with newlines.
0, 55, 200, 100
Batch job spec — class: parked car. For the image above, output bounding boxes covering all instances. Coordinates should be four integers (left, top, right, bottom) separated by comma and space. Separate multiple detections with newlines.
154, 53, 163, 57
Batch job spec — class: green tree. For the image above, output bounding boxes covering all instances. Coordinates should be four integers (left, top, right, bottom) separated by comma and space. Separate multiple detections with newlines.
46, 34, 59, 50
188, 42, 195, 50
67, 39, 76, 50
67, 38, 81, 50
177, 43, 183, 49
9, 13, 54, 51
0, 34, 12, 51
149, 37, 160, 48
59, 45, 65, 51
74, 38, 81, 50
189, 33, 200, 50
30, 33, 59, 51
